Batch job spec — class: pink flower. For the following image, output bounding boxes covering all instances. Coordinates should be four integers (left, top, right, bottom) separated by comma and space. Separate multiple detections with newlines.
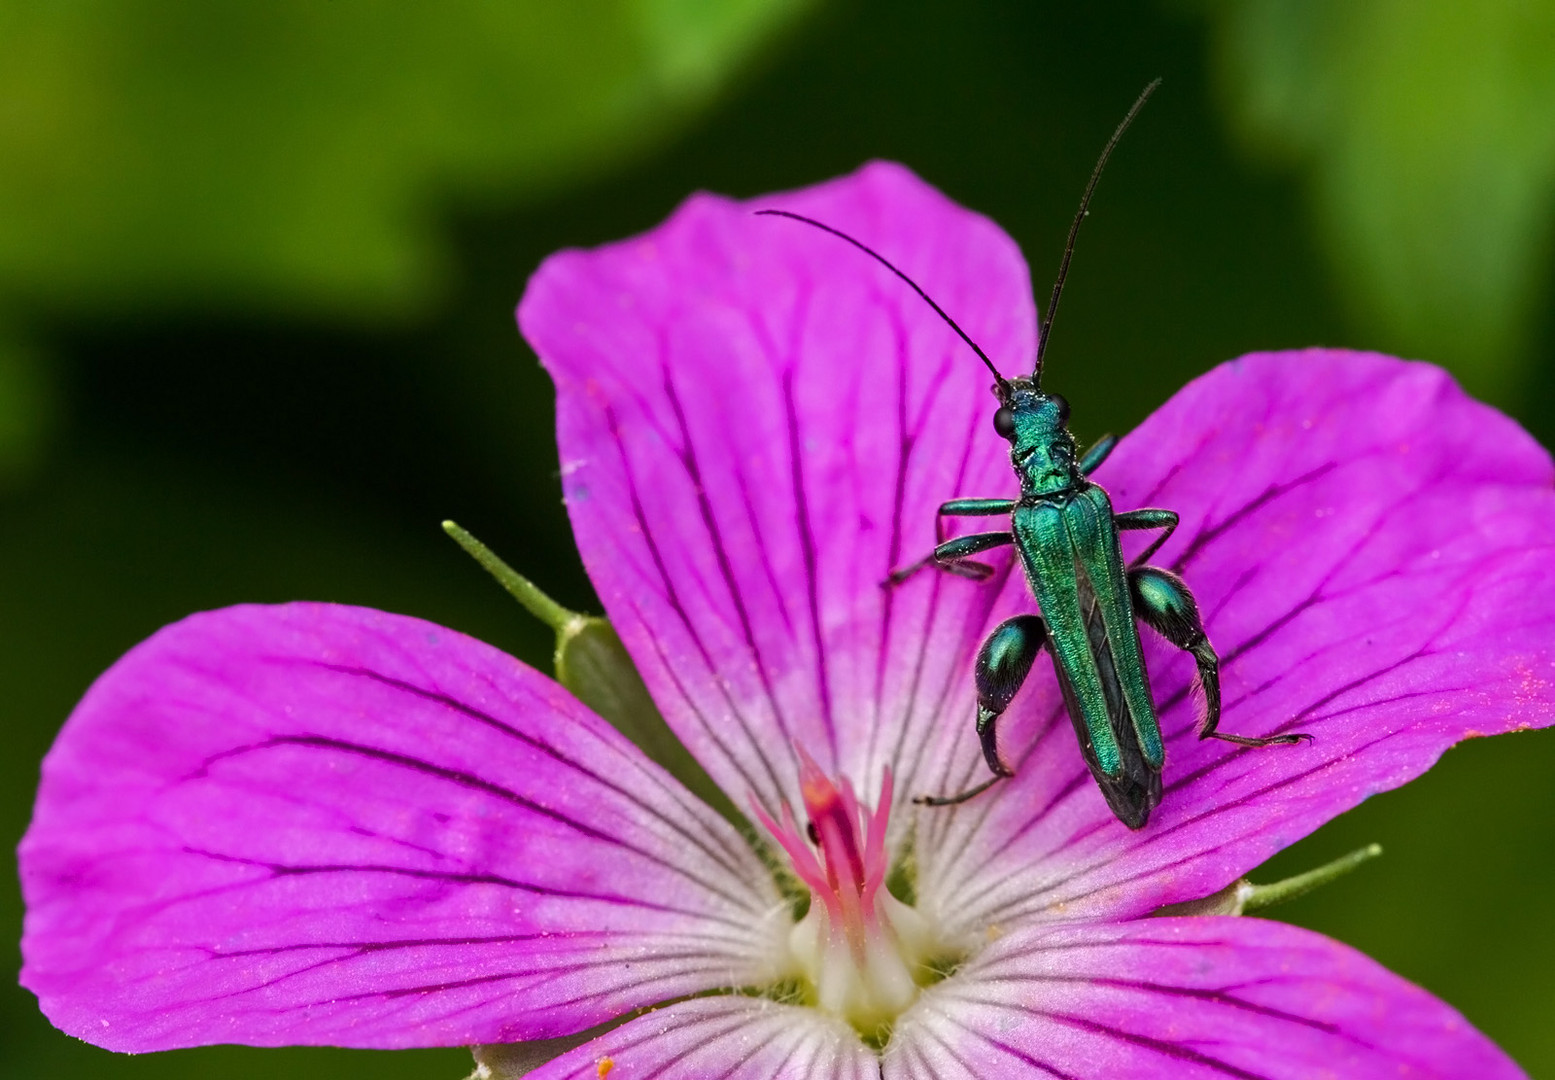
21, 163, 1555, 1077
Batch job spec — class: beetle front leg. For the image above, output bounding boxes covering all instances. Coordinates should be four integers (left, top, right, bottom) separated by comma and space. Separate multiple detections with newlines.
886, 498, 1016, 587
1129, 566, 1311, 747
1079, 433, 1117, 475
916, 613, 1049, 807
923, 530, 1015, 583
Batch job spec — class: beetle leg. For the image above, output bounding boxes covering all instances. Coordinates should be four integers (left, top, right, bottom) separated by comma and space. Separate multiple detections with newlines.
1114, 507, 1179, 567
886, 553, 993, 586
916, 613, 1048, 806
885, 498, 1016, 586
972, 613, 1049, 772
892, 531, 1013, 585
1129, 565, 1311, 747
1079, 433, 1117, 475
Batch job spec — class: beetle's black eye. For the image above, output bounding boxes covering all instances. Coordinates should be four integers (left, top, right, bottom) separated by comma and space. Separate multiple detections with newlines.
1048, 394, 1070, 422
992, 406, 1016, 439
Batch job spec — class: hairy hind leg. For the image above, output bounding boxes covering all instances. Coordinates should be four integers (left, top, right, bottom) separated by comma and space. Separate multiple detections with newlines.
1129, 565, 1311, 747
916, 613, 1049, 807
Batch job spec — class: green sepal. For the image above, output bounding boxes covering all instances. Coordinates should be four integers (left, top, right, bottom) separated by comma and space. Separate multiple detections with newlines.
1238, 842, 1384, 914
442, 521, 740, 825
554, 614, 740, 824
1151, 843, 1383, 917
465, 1013, 634, 1079
465, 1037, 591, 1080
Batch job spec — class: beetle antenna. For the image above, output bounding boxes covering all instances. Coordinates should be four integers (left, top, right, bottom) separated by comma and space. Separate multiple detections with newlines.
1034, 77, 1161, 381
756, 208, 1010, 393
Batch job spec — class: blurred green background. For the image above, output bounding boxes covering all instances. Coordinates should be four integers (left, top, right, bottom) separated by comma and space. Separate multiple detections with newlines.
4, 0, 1555, 1076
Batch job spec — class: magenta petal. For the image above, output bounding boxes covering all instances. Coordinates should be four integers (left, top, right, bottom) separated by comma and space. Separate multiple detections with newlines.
893, 917, 1522, 1079
525, 996, 878, 1080
19, 603, 781, 1051
917, 350, 1555, 931
520, 161, 1035, 818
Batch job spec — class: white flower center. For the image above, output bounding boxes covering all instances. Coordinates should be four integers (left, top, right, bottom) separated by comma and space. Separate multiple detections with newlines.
754, 751, 943, 1040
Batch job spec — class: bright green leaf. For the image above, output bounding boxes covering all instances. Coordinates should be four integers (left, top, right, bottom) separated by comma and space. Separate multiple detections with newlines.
0, 0, 813, 321
1198, 0, 1555, 400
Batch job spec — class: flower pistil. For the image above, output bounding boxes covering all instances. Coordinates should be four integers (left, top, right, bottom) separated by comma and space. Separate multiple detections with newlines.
754, 749, 939, 1042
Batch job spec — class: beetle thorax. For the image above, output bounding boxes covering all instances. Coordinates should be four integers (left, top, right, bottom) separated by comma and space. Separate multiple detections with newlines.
1003, 386, 1079, 498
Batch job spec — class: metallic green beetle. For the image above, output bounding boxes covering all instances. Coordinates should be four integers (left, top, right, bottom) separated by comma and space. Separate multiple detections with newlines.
762, 83, 1308, 829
